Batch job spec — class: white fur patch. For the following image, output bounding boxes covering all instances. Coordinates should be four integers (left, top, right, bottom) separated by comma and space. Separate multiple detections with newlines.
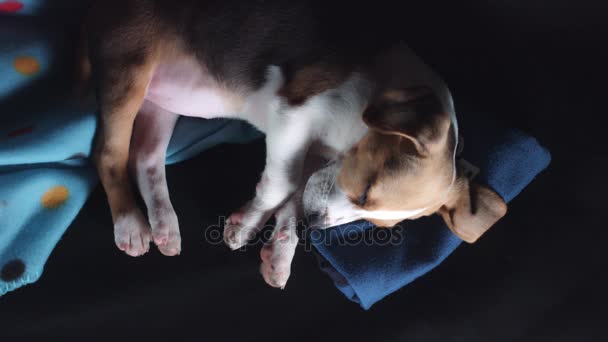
358, 207, 428, 220
320, 185, 427, 227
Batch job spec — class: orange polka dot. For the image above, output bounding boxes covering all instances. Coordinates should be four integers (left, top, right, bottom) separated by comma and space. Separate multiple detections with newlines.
41, 186, 70, 209
14, 56, 40, 76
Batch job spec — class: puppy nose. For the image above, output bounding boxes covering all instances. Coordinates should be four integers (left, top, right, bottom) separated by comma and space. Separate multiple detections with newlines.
306, 212, 325, 228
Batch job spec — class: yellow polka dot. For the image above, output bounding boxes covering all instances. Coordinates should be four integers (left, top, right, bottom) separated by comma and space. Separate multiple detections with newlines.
14, 56, 40, 76
41, 186, 70, 209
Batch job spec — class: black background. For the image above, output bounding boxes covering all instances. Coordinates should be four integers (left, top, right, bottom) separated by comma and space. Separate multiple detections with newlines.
1, 1, 607, 341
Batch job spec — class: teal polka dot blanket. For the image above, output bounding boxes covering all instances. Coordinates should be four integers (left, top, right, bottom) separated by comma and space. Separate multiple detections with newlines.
0, 1, 550, 308
0, 1, 262, 295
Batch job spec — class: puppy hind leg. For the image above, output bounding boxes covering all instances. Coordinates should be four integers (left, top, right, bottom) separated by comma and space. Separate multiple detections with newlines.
93, 56, 156, 257
129, 101, 181, 256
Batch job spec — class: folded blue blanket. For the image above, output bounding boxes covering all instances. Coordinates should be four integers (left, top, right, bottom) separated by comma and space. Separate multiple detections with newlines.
0, 2, 550, 306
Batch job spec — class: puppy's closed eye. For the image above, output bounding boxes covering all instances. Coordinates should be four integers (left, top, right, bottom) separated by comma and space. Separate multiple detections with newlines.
355, 179, 374, 207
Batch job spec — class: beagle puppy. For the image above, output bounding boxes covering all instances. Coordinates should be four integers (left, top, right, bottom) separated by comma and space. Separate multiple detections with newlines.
83, 0, 507, 288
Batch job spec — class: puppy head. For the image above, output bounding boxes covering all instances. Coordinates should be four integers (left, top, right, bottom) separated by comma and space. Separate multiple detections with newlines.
303, 86, 507, 243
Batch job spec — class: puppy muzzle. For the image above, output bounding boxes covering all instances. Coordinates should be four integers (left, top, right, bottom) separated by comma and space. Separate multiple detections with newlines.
302, 160, 341, 228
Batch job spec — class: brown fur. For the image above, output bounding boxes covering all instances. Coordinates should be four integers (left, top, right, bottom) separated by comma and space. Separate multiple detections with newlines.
363, 87, 451, 156
338, 86, 507, 242
278, 63, 353, 106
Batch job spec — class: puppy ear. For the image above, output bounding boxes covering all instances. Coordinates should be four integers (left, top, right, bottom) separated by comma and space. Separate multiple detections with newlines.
438, 176, 507, 243
363, 86, 450, 155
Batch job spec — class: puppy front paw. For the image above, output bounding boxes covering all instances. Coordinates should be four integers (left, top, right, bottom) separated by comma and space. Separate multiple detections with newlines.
260, 213, 299, 289
223, 221, 254, 250
223, 202, 256, 250
114, 210, 152, 257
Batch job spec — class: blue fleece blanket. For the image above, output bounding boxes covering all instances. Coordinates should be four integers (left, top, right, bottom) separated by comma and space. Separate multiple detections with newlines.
0, 1, 550, 308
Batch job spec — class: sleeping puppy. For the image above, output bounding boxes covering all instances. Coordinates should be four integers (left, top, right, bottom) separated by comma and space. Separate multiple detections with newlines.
84, 0, 507, 288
